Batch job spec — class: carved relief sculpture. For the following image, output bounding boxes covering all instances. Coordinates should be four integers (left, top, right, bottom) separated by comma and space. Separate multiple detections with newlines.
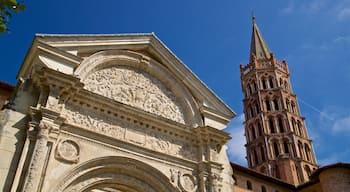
55, 139, 80, 163
83, 66, 185, 124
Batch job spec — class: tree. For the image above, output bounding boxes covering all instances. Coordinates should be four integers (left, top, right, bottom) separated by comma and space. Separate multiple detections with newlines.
0, 0, 25, 33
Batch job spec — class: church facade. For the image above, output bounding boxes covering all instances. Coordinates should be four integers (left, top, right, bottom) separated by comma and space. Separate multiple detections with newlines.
0, 20, 350, 192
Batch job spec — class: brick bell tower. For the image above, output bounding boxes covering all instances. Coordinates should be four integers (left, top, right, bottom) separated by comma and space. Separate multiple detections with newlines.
240, 17, 318, 185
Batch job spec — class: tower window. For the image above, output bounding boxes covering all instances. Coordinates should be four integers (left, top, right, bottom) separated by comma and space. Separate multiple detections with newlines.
273, 99, 279, 111
278, 118, 284, 133
253, 82, 258, 91
269, 119, 275, 133
256, 103, 260, 114
279, 78, 283, 87
305, 144, 311, 161
262, 79, 267, 89
269, 78, 274, 88
260, 145, 266, 161
291, 118, 296, 133
261, 185, 267, 192
257, 122, 262, 136
246, 180, 252, 190
284, 80, 288, 91
283, 142, 289, 154
253, 149, 259, 164
251, 126, 256, 140
297, 120, 303, 137
273, 142, 279, 157
265, 100, 271, 111
298, 142, 303, 158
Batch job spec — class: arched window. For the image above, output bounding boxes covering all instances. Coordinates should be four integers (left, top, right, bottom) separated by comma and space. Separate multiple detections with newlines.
273, 99, 279, 110
291, 101, 296, 113
297, 120, 303, 137
246, 180, 252, 190
278, 118, 284, 133
298, 141, 303, 158
257, 122, 263, 136
253, 81, 258, 92
279, 78, 283, 87
269, 118, 275, 133
260, 145, 266, 161
249, 84, 254, 94
251, 126, 256, 140
305, 144, 311, 161
250, 106, 254, 118
284, 80, 288, 91
265, 100, 271, 111
262, 79, 267, 89
273, 142, 279, 157
269, 78, 274, 88
291, 118, 296, 133
283, 141, 289, 154
261, 185, 267, 192
253, 149, 259, 164
256, 103, 260, 114
286, 99, 290, 111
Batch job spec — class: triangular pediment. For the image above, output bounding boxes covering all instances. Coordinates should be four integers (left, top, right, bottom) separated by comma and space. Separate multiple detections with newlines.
18, 33, 235, 129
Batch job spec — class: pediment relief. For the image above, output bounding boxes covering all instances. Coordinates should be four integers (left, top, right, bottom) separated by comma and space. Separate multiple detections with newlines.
83, 66, 185, 124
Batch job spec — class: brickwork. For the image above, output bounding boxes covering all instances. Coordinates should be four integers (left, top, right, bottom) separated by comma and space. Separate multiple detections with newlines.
0, 81, 14, 109
240, 18, 318, 185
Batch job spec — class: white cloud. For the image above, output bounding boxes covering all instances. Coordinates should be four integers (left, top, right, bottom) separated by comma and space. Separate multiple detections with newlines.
332, 115, 350, 134
337, 8, 350, 21
225, 114, 247, 166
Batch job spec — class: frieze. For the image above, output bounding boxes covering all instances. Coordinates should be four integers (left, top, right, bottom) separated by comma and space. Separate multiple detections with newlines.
83, 66, 185, 124
63, 104, 197, 160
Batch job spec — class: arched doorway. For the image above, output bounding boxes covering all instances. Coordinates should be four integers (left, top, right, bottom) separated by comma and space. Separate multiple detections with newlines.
52, 156, 179, 192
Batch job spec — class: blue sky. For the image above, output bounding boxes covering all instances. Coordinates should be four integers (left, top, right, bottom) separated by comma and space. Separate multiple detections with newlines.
1, 0, 350, 166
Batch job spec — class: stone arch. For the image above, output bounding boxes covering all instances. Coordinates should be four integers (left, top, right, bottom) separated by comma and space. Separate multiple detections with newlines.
74, 50, 202, 127
52, 156, 180, 192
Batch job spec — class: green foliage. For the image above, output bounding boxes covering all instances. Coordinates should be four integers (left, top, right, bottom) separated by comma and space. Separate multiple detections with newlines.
0, 0, 25, 33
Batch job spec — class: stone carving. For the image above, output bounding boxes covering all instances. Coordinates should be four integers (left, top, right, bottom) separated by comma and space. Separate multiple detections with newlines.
64, 105, 125, 140
47, 95, 63, 112
22, 121, 51, 191
179, 173, 197, 192
169, 169, 198, 192
64, 104, 197, 160
83, 66, 185, 124
56, 139, 80, 163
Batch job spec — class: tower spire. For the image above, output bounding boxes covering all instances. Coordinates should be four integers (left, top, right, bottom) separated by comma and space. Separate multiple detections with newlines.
250, 16, 271, 61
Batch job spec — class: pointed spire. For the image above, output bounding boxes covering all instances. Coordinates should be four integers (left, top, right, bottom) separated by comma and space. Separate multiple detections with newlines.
250, 16, 271, 62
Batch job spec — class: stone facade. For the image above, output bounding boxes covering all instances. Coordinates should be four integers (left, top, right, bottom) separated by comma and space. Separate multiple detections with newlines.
0, 34, 235, 192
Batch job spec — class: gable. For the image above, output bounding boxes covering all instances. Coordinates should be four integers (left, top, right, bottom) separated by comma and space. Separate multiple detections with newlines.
18, 33, 235, 129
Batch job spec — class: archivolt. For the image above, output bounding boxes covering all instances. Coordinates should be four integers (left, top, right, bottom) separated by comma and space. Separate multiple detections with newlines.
74, 50, 202, 127
52, 156, 179, 192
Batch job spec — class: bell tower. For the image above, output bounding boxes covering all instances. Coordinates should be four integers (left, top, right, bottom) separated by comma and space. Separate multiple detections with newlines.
240, 17, 318, 185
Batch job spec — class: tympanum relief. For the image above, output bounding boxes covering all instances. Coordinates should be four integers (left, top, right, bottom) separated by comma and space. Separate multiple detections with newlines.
83, 66, 185, 124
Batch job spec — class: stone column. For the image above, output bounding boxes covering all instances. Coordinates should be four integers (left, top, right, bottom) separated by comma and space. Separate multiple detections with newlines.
22, 121, 50, 192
